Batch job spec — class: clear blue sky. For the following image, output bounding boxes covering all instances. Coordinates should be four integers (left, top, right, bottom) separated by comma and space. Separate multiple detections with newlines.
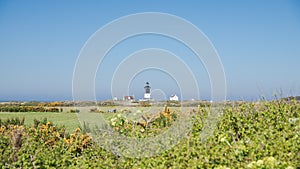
0, 0, 300, 101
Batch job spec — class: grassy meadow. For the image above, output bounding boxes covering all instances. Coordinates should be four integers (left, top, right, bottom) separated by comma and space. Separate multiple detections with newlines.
0, 112, 80, 132
0, 106, 184, 132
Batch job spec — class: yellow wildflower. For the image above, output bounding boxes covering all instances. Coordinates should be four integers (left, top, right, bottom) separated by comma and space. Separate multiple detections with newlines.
50, 126, 55, 132
69, 137, 74, 144
46, 122, 51, 127
75, 128, 81, 133
64, 138, 69, 144
0, 126, 6, 133
55, 132, 60, 138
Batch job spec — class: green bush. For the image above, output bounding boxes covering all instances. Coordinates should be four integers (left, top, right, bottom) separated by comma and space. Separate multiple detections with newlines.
0, 100, 299, 168
0, 117, 25, 127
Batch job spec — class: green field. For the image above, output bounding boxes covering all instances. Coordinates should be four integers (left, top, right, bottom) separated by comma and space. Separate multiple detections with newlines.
0, 106, 181, 132
0, 112, 80, 132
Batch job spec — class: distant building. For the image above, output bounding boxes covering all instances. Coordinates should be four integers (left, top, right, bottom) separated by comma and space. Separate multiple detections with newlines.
123, 96, 134, 101
113, 97, 118, 101
144, 82, 151, 100
170, 94, 179, 101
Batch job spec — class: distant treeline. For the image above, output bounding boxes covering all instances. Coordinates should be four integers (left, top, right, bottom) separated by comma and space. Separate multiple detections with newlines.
1, 97, 299, 110
0, 100, 231, 108
0, 101, 73, 107
0, 106, 62, 112
283, 96, 300, 101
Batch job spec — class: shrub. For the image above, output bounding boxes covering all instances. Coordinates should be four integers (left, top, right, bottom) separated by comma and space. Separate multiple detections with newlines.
0, 117, 25, 127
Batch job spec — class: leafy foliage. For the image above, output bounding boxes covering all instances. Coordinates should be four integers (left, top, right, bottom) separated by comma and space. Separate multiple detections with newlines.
0, 117, 25, 127
0, 100, 299, 168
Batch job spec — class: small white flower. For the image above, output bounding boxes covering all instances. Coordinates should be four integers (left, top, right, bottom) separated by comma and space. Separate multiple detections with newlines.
247, 161, 256, 168
264, 156, 277, 167
256, 160, 263, 166
111, 117, 117, 122
220, 137, 226, 142
286, 166, 294, 169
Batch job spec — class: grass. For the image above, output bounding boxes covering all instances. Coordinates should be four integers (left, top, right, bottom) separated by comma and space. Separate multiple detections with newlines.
0, 106, 197, 132
0, 112, 80, 132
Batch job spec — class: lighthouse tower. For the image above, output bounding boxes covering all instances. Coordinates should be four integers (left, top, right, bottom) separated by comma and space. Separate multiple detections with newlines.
144, 82, 151, 100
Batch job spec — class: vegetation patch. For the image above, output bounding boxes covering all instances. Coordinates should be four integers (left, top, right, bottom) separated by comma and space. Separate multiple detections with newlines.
0, 100, 299, 168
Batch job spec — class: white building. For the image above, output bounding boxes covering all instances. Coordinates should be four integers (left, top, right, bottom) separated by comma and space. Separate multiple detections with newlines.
144, 82, 151, 100
170, 94, 179, 101
123, 96, 134, 101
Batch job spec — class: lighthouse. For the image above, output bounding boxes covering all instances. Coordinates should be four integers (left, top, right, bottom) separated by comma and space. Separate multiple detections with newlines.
144, 82, 151, 100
